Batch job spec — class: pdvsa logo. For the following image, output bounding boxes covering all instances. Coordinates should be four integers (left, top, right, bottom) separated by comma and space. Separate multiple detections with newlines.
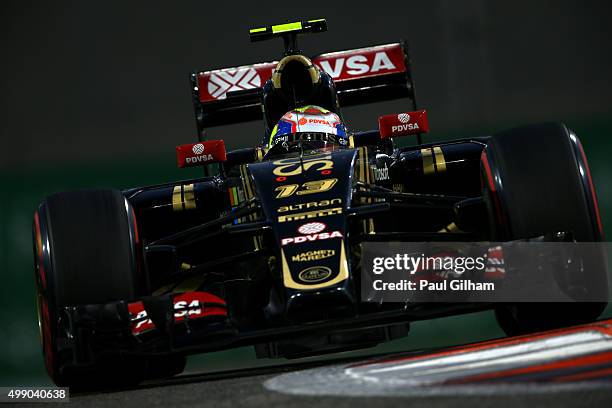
308, 118, 332, 125
186, 142, 213, 164
317, 51, 397, 79
208, 67, 261, 99
282, 222, 343, 246
398, 113, 410, 123
298, 222, 326, 234
392, 123, 420, 133
192, 143, 205, 154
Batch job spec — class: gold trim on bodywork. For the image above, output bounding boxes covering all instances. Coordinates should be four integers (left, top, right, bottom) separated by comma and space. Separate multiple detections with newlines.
173, 184, 197, 211
172, 185, 183, 211
183, 183, 197, 210
255, 147, 264, 162
421, 148, 435, 175
153, 266, 204, 295
366, 150, 376, 234
240, 165, 254, 199
355, 147, 375, 234
357, 147, 365, 184
356, 148, 367, 233
239, 164, 262, 250
438, 222, 463, 233
172, 275, 206, 293
281, 242, 349, 290
364, 147, 372, 185
433, 146, 447, 173
152, 283, 175, 296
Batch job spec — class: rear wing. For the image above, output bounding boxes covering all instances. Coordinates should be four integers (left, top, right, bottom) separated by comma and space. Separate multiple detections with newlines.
190, 42, 417, 133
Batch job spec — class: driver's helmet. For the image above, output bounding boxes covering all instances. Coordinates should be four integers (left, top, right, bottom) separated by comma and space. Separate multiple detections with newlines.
267, 105, 348, 150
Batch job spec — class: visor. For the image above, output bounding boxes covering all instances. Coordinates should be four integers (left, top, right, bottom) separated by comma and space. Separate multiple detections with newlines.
266, 132, 349, 158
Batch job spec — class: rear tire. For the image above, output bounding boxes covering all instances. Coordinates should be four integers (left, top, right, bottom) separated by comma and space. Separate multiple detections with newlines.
481, 123, 607, 336
33, 189, 183, 389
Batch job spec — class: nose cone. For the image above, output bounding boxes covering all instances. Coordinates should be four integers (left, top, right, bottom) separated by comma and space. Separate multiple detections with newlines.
285, 282, 356, 322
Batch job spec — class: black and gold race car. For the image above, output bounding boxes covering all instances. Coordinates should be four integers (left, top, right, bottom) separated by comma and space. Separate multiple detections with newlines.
32, 19, 607, 388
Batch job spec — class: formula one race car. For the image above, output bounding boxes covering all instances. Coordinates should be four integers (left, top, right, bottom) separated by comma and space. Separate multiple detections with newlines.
33, 19, 607, 388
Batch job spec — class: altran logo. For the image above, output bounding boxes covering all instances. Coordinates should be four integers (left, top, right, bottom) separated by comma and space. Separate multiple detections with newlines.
298, 222, 326, 235
207, 67, 261, 99
398, 113, 410, 123
192, 143, 205, 154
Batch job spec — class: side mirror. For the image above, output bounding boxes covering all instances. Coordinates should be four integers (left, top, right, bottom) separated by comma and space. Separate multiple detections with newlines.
378, 110, 429, 139
225, 147, 264, 166
176, 140, 227, 168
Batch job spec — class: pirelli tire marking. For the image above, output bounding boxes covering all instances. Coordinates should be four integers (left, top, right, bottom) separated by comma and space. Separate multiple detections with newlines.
264, 319, 612, 396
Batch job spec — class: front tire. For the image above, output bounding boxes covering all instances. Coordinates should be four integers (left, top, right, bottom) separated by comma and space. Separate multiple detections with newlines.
481, 123, 607, 336
33, 189, 184, 388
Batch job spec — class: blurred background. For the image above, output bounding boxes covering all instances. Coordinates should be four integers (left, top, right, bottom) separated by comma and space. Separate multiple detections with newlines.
1, 0, 611, 385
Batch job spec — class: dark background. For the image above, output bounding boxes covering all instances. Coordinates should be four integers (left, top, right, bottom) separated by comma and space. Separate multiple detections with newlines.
1, 0, 611, 385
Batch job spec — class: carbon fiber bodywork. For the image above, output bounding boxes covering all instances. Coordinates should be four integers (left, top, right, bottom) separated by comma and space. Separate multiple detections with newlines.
43, 136, 494, 369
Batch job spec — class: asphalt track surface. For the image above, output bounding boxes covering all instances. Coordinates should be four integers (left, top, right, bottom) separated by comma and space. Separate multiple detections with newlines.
43, 320, 612, 407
